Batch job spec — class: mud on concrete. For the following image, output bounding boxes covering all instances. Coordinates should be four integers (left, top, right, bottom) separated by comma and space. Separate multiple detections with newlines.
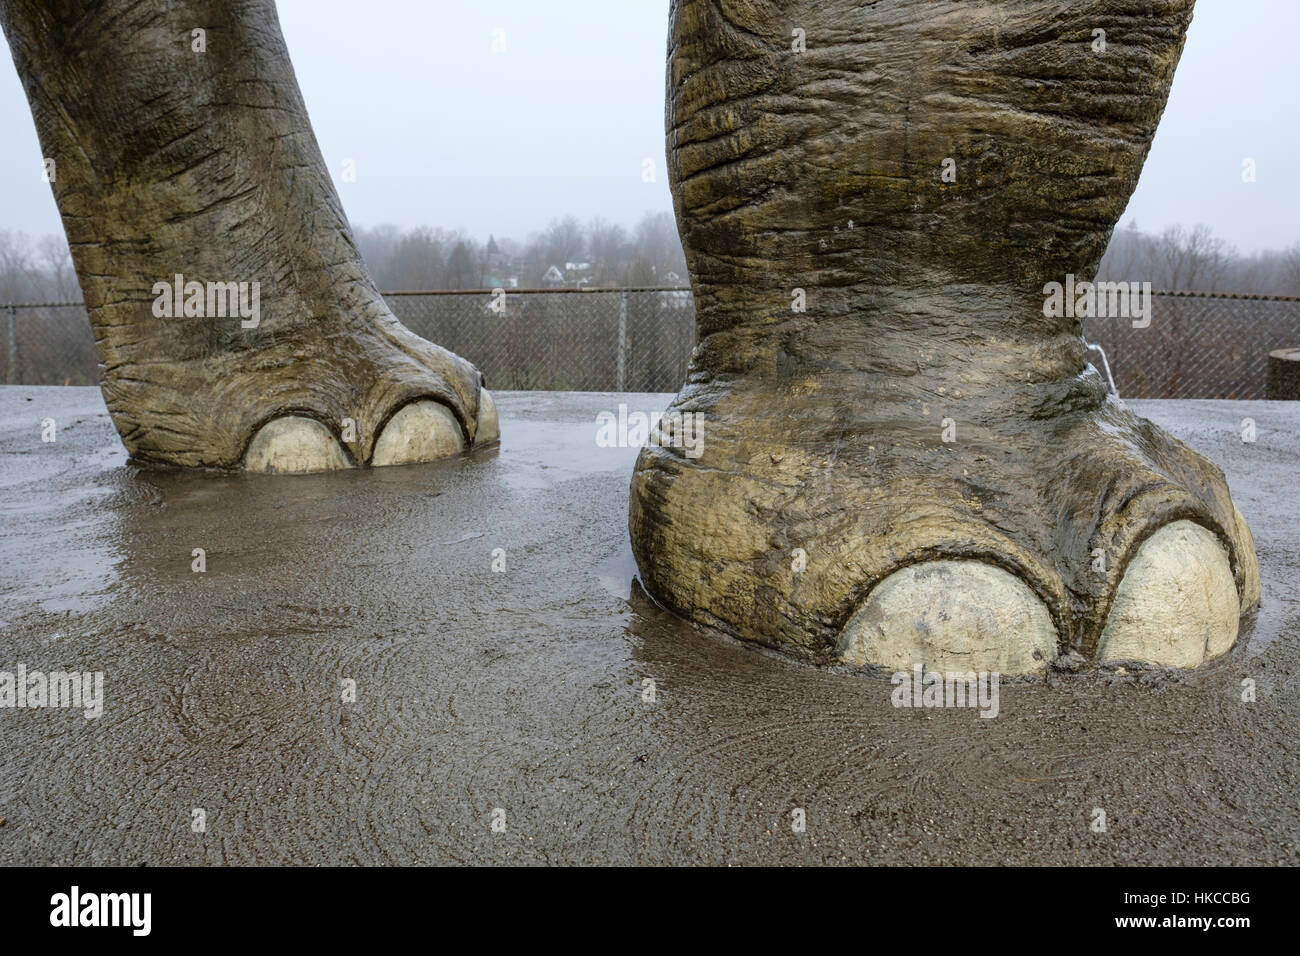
0, 387, 1296, 864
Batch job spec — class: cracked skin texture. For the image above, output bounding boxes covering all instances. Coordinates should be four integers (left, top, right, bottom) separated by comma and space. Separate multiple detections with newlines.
0, 0, 488, 468
629, 0, 1260, 667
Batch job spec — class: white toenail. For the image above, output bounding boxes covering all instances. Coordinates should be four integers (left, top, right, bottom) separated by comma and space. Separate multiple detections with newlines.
839, 560, 1057, 675
475, 390, 500, 445
243, 416, 351, 474
371, 399, 465, 466
1097, 521, 1239, 668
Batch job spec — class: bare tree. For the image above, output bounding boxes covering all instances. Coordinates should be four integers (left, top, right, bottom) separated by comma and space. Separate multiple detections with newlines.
36, 234, 76, 299
354, 224, 402, 284
539, 216, 586, 268
587, 217, 629, 281
1157, 223, 1232, 292
633, 211, 688, 284
1095, 220, 1144, 282
1281, 243, 1300, 295
0, 229, 37, 301
382, 227, 448, 290
445, 240, 477, 290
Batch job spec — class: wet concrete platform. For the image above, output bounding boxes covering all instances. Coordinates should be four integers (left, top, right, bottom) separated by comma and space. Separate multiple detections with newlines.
0, 387, 1297, 865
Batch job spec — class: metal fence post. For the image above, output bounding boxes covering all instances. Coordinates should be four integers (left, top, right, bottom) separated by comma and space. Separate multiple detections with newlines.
6, 304, 17, 386
616, 291, 628, 392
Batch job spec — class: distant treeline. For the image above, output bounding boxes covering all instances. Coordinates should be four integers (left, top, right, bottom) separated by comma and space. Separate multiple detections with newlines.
2, 218, 1297, 303
354, 211, 689, 291
1096, 223, 1299, 295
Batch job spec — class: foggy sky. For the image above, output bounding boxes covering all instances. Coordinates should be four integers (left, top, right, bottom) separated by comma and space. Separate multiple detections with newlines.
1, 0, 1295, 253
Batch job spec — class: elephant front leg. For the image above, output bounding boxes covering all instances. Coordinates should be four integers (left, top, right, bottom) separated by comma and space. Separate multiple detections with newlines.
630, 0, 1258, 672
0, 0, 498, 471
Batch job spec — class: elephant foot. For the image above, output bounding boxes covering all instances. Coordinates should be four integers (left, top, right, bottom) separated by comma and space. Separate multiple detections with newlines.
630, 0, 1255, 673
242, 396, 500, 475
629, 364, 1260, 674
225, 317, 500, 475
103, 289, 499, 474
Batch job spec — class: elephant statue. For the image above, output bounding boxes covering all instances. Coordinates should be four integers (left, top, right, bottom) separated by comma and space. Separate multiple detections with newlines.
628, 0, 1260, 673
0, 0, 499, 472
1, 0, 1259, 673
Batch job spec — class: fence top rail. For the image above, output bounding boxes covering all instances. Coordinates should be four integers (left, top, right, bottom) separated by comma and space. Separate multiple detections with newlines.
382, 288, 1300, 301
5, 288, 1300, 309
2, 301, 88, 309
380, 286, 693, 296
1146, 290, 1300, 302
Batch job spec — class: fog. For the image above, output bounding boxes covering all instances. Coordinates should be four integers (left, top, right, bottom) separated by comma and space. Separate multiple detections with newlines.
1, 0, 1295, 252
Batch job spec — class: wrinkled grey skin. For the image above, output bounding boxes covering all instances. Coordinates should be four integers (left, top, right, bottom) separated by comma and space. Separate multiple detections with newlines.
0, 0, 490, 468
0, 0, 1259, 669
630, 0, 1259, 665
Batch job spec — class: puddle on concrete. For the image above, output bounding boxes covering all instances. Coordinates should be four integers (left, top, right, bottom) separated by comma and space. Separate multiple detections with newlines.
594, 543, 641, 600
0, 387, 1296, 865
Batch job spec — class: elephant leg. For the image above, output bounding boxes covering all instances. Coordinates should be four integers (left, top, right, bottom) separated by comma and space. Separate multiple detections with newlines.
630, 0, 1260, 672
0, 0, 498, 471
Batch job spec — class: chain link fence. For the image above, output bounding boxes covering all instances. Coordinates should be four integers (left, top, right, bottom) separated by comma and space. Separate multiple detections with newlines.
0, 290, 697, 393
3, 290, 1298, 398
386, 289, 695, 392
1, 301, 98, 386
1083, 292, 1300, 400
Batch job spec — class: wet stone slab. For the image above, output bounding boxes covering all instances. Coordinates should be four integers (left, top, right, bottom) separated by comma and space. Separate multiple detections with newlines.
0, 387, 1297, 864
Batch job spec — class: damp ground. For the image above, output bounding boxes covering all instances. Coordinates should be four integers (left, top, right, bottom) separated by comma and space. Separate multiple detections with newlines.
0, 387, 1296, 864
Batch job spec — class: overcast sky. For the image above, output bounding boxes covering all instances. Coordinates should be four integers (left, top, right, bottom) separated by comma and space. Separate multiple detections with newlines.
1, 0, 1295, 253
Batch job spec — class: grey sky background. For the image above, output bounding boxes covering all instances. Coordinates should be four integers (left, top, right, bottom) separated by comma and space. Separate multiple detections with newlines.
1, 0, 1295, 253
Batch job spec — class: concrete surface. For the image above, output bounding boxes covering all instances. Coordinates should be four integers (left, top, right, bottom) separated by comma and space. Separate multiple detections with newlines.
0, 387, 1297, 865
